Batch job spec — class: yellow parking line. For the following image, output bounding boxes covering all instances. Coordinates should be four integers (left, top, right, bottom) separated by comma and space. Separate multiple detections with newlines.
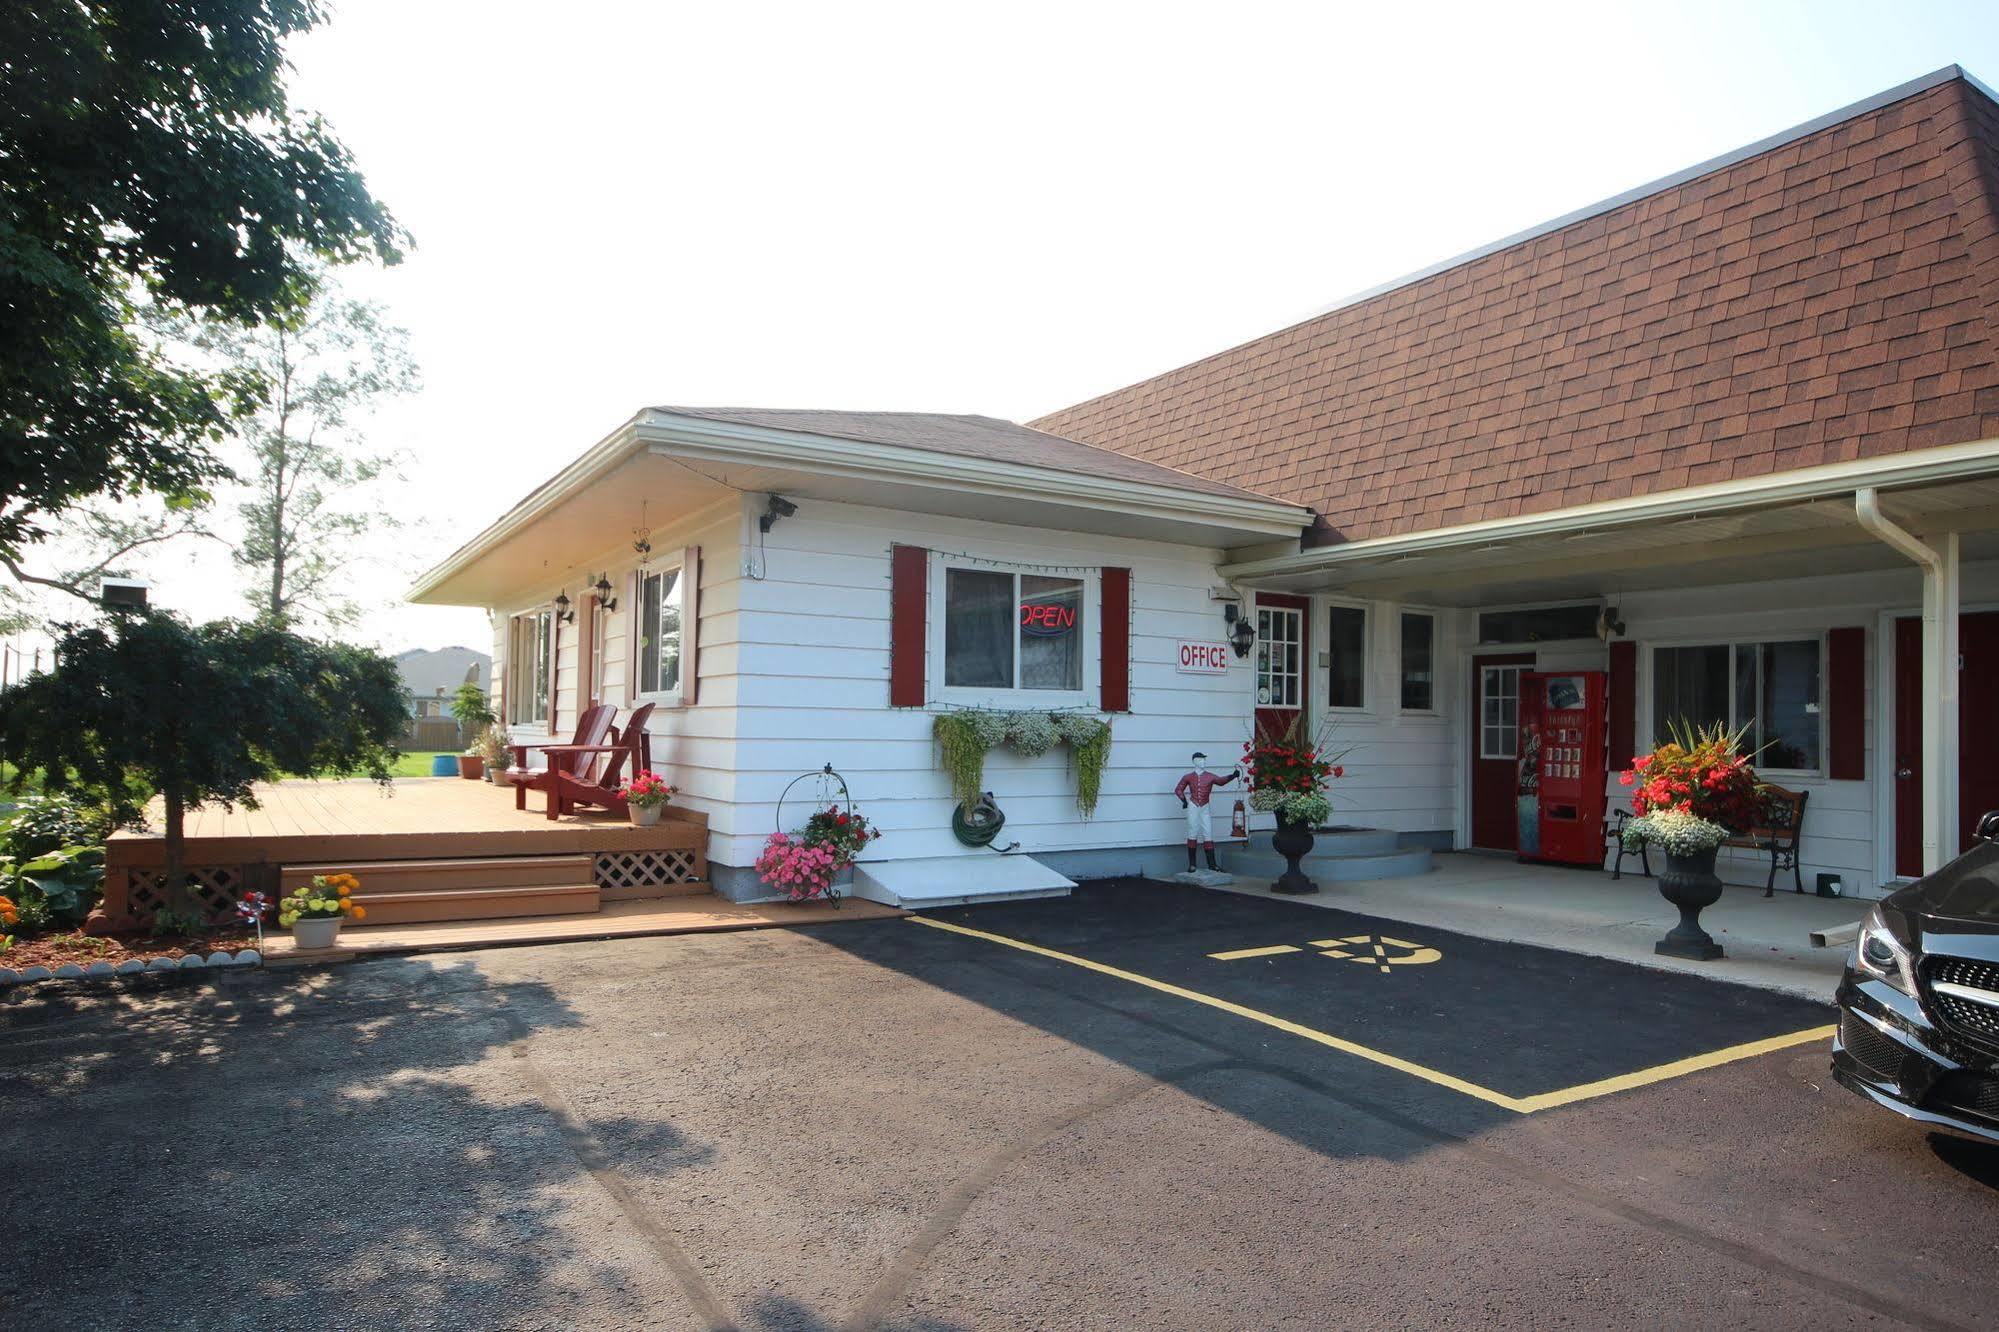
908, 916, 1834, 1114
1508, 1025, 1837, 1113
1208, 945, 1303, 961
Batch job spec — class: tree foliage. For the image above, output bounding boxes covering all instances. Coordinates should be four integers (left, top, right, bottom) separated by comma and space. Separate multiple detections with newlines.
170, 272, 417, 627
0, 610, 409, 907
0, 0, 405, 564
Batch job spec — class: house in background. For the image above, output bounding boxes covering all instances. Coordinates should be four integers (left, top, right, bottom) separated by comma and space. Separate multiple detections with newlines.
411, 65, 1999, 905
394, 645, 492, 720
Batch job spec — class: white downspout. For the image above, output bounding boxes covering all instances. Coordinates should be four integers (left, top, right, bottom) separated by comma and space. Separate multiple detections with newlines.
1854, 488, 1958, 875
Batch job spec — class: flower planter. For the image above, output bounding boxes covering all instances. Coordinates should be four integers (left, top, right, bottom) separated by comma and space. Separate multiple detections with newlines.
629, 803, 664, 827
1270, 815, 1319, 895
291, 916, 343, 951
1654, 846, 1725, 960
456, 755, 484, 780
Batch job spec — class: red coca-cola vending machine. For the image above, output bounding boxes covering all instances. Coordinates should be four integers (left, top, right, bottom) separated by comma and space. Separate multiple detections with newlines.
1516, 670, 1607, 866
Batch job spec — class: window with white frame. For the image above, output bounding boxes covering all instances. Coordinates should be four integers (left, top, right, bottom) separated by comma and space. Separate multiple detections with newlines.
506, 610, 552, 727
1326, 604, 1366, 709
1480, 664, 1523, 759
1399, 612, 1436, 711
1652, 639, 1822, 771
636, 564, 683, 699
943, 567, 1085, 692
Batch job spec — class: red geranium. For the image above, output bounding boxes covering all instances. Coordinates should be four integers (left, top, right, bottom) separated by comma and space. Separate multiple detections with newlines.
1621, 722, 1761, 831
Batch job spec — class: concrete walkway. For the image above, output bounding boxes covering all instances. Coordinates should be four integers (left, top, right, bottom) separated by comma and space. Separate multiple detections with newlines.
1217, 852, 1865, 1001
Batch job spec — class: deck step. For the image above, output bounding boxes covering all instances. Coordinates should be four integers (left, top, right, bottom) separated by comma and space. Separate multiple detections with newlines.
347, 884, 600, 925
281, 855, 596, 894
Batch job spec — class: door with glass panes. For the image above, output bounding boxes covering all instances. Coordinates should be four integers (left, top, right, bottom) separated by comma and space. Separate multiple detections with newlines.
1471, 653, 1534, 850
1253, 594, 1309, 744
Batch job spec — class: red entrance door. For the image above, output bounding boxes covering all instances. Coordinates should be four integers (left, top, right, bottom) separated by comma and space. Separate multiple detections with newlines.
1252, 594, 1309, 744
1470, 653, 1535, 851
1894, 611, 1999, 876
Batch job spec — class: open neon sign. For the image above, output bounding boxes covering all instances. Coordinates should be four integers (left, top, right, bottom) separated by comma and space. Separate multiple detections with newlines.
1020, 602, 1078, 636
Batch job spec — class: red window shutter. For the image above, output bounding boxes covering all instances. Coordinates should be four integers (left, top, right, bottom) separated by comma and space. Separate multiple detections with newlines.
890, 545, 927, 707
1100, 567, 1132, 713
1608, 639, 1637, 769
680, 546, 701, 707
1828, 626, 1865, 780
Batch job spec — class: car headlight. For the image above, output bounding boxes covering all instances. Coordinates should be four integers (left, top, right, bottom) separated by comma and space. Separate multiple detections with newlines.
1853, 905, 1917, 996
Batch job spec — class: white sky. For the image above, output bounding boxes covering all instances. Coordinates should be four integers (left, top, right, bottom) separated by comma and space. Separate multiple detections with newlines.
36, 0, 1999, 660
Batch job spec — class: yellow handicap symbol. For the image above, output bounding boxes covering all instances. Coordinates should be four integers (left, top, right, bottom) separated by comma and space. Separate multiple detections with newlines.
1309, 934, 1443, 974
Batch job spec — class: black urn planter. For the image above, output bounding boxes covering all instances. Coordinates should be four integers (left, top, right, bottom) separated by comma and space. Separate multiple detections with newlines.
1654, 846, 1725, 960
1270, 815, 1319, 895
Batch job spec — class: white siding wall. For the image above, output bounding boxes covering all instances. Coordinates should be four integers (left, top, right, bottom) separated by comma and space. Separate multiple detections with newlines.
715, 499, 1256, 871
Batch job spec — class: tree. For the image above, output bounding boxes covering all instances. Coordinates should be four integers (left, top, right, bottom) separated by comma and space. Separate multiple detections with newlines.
449, 682, 495, 748
0, 610, 408, 915
0, 0, 405, 571
174, 273, 418, 627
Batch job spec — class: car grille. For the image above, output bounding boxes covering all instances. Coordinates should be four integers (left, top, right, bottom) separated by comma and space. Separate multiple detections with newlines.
1925, 1071, 1999, 1122
1925, 956, 1999, 1046
1839, 1011, 1903, 1080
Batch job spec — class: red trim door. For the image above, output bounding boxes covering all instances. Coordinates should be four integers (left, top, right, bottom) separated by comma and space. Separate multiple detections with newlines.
1471, 653, 1535, 851
1252, 593, 1309, 743
1895, 611, 1999, 875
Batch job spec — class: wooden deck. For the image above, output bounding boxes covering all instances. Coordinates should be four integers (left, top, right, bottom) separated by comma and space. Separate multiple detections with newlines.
107, 776, 707, 869
265, 895, 902, 963
98, 777, 712, 933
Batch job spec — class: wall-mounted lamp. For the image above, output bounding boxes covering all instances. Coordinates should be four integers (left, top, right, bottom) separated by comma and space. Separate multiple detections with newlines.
758, 493, 798, 533
591, 574, 617, 613
1223, 603, 1256, 658
553, 591, 576, 624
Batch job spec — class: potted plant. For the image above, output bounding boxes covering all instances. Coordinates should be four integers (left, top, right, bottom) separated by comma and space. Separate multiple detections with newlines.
1620, 721, 1761, 960
475, 722, 512, 783
1243, 732, 1346, 895
450, 683, 496, 778
800, 802, 882, 889
277, 873, 365, 950
619, 770, 677, 826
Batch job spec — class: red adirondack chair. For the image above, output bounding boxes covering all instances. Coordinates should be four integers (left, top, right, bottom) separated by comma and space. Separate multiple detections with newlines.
507, 702, 615, 815
529, 702, 657, 821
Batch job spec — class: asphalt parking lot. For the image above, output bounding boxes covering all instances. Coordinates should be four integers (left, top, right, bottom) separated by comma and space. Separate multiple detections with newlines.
4, 878, 1997, 1331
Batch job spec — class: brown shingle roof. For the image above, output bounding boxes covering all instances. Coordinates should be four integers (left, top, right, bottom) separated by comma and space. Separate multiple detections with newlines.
652, 406, 1286, 503
1031, 71, 1999, 544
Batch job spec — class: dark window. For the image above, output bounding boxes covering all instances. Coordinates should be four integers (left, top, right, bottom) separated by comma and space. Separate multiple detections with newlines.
1653, 644, 1731, 740
944, 568, 1014, 688
1478, 604, 1601, 644
1400, 613, 1435, 711
1327, 605, 1366, 708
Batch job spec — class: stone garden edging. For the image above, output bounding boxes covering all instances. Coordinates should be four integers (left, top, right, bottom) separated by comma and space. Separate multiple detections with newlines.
0, 950, 264, 988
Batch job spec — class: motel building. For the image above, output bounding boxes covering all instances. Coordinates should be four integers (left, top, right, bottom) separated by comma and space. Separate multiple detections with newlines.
412, 67, 1999, 909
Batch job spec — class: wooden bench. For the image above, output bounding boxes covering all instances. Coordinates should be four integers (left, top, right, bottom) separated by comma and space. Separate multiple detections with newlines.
1726, 783, 1809, 897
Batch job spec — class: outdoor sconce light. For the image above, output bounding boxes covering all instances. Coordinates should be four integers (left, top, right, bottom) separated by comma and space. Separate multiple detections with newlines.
592, 574, 617, 613
1224, 603, 1256, 658
553, 591, 576, 624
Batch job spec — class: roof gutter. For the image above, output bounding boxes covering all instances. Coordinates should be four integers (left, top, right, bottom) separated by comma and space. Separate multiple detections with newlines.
632, 411, 1311, 537
1220, 436, 1999, 580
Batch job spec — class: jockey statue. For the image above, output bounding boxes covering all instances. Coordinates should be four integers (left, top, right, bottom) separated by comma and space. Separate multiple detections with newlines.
1174, 752, 1240, 873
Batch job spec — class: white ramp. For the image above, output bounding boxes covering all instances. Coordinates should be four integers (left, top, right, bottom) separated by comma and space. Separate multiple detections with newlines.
854, 855, 1074, 908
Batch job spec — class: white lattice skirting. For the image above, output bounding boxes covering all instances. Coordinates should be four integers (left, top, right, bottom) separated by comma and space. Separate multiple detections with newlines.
594, 849, 701, 889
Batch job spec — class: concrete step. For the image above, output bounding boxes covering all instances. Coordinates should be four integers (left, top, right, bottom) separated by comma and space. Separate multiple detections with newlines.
1229, 834, 1435, 885
281, 855, 596, 894
348, 883, 600, 925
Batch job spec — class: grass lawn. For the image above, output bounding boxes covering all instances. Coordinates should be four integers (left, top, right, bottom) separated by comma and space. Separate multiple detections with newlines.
389, 751, 455, 778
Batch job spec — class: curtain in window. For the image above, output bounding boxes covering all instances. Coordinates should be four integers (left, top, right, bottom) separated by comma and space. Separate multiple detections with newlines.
945, 569, 1012, 688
